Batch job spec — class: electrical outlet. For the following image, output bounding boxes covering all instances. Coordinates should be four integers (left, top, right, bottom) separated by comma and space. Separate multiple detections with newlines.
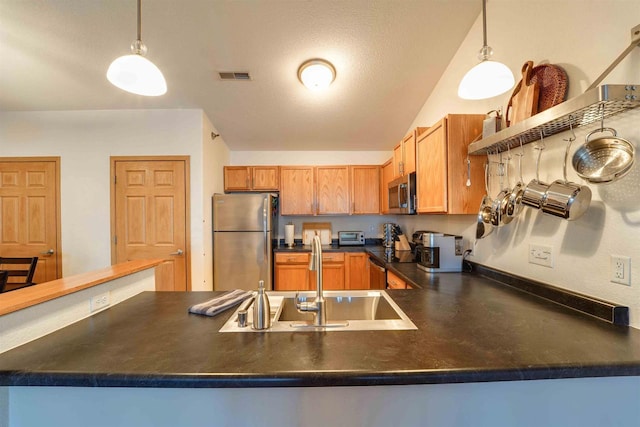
90, 292, 111, 312
529, 244, 553, 267
610, 255, 631, 285
368, 224, 375, 233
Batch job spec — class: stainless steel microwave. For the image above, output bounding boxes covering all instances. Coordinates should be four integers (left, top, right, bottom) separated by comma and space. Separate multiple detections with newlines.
388, 172, 416, 214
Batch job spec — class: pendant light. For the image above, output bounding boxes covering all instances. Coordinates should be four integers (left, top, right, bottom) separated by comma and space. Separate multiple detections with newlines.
107, 0, 167, 96
458, 0, 514, 100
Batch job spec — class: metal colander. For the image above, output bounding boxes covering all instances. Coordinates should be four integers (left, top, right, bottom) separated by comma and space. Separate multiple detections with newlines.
572, 128, 635, 183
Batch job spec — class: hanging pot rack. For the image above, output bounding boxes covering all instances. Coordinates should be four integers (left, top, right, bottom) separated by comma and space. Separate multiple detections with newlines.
469, 23, 640, 156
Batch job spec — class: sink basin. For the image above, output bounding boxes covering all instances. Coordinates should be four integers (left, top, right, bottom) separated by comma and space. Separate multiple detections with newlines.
219, 290, 417, 332
277, 294, 402, 321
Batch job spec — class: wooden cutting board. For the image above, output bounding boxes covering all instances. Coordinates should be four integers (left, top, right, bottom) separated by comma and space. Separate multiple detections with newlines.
507, 61, 540, 126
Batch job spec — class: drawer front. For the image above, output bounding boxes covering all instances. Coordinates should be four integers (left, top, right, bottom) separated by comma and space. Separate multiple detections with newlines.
275, 253, 310, 264
322, 253, 345, 263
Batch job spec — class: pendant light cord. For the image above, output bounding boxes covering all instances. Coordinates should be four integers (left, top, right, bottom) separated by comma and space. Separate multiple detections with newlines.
481, 0, 487, 48
137, 0, 142, 42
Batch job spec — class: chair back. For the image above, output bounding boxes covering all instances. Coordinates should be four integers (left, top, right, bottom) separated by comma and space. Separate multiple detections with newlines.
0, 270, 8, 293
0, 257, 38, 289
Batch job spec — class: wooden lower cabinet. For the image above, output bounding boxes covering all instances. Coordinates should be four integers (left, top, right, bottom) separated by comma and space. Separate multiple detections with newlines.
275, 251, 372, 290
274, 253, 310, 291
310, 253, 345, 290
386, 270, 407, 289
345, 253, 369, 289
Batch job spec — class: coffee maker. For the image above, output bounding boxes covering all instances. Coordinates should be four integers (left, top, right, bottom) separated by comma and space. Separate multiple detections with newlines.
413, 231, 463, 272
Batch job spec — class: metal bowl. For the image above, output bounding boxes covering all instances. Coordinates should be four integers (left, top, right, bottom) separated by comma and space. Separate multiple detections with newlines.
572, 128, 635, 184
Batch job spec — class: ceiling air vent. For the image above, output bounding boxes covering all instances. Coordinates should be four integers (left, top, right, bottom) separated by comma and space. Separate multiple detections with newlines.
218, 71, 252, 81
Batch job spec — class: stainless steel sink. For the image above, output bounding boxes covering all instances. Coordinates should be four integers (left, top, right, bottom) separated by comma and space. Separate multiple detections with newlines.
219, 290, 417, 332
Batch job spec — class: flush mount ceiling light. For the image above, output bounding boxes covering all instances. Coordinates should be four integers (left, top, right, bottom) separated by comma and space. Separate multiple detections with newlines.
458, 0, 514, 100
297, 59, 336, 91
107, 0, 167, 96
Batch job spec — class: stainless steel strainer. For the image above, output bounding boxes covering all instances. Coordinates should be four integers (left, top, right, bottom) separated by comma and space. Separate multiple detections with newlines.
572, 127, 635, 183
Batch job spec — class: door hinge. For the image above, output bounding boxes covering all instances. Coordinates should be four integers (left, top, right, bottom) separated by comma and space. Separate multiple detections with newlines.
114, 175, 117, 184
114, 235, 117, 244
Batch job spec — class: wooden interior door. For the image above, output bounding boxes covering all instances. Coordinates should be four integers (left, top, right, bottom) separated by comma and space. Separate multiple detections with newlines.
0, 158, 61, 284
112, 158, 189, 291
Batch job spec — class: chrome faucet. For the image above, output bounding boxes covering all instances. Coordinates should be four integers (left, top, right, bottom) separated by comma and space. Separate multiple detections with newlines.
295, 235, 327, 326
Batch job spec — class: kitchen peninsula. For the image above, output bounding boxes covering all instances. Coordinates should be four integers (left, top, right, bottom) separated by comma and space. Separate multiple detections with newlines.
1, 263, 640, 426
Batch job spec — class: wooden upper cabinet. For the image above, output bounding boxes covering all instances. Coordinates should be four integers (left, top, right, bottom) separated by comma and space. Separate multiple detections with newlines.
252, 166, 279, 191
223, 166, 279, 192
392, 128, 424, 178
351, 165, 380, 215
316, 166, 350, 215
380, 158, 394, 214
280, 166, 315, 215
224, 166, 251, 191
392, 143, 403, 178
416, 114, 484, 214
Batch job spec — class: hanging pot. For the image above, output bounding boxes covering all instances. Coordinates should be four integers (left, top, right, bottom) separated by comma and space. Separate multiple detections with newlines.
572, 127, 635, 184
542, 120, 592, 220
476, 161, 494, 239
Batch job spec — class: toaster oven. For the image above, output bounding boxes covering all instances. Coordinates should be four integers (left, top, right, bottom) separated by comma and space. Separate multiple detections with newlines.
338, 231, 365, 246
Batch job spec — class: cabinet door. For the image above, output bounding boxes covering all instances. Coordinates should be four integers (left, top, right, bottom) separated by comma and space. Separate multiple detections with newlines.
345, 253, 368, 289
393, 143, 403, 178
416, 118, 448, 213
309, 252, 345, 290
223, 166, 251, 191
351, 165, 380, 214
386, 270, 406, 289
275, 264, 311, 291
316, 166, 350, 215
380, 158, 393, 214
445, 114, 485, 214
402, 131, 416, 175
280, 167, 315, 215
252, 166, 279, 191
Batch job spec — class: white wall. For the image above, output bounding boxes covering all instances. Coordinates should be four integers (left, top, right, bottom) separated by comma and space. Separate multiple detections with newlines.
398, 0, 640, 327
200, 113, 230, 290
0, 109, 214, 290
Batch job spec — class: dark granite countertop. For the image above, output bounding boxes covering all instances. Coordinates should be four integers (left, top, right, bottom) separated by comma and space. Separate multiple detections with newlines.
1, 271, 640, 388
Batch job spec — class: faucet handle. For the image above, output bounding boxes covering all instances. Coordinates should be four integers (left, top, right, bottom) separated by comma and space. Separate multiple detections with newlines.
294, 292, 302, 310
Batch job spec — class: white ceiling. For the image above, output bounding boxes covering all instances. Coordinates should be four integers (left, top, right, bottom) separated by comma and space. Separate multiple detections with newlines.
0, 0, 480, 151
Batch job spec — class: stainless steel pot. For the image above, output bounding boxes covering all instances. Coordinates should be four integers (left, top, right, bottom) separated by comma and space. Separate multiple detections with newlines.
521, 144, 549, 209
541, 180, 592, 220
541, 127, 592, 220
476, 162, 494, 239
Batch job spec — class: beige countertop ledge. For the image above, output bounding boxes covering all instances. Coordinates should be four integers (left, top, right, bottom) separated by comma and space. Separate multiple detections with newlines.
0, 259, 163, 316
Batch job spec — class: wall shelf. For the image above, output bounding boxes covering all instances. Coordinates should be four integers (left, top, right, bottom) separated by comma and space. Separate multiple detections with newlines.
468, 84, 640, 155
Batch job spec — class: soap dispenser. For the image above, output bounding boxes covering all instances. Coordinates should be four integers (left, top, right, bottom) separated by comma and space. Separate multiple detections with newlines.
252, 280, 271, 330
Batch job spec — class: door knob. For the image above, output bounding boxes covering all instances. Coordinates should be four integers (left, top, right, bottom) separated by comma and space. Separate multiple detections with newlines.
170, 249, 184, 256
40, 249, 54, 256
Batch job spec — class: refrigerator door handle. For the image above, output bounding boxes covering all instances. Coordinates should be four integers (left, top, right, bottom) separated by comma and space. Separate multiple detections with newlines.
263, 196, 268, 263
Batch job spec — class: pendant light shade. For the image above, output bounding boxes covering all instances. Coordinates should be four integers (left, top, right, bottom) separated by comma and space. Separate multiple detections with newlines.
107, 0, 167, 96
458, 0, 514, 100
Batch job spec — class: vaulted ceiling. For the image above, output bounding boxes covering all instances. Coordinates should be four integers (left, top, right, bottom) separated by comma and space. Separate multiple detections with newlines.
0, 0, 480, 151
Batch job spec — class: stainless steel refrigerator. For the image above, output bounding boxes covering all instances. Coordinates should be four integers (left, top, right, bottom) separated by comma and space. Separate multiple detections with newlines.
213, 193, 278, 291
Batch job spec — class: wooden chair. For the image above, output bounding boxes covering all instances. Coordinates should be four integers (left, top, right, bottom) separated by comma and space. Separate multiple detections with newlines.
0, 270, 8, 293
0, 257, 38, 292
